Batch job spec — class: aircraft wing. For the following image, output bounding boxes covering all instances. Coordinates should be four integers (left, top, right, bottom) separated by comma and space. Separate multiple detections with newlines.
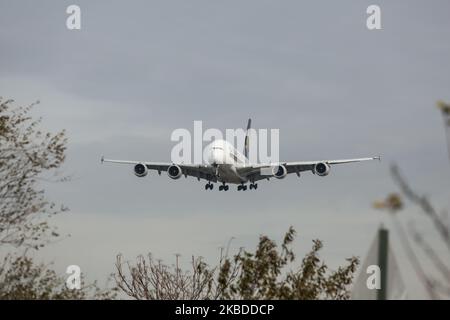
101, 157, 218, 182
237, 156, 380, 182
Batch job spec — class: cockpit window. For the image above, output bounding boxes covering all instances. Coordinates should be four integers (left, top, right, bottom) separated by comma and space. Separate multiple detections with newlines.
212, 147, 223, 150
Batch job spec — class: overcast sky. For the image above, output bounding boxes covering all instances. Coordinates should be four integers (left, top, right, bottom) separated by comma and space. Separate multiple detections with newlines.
1, 0, 450, 299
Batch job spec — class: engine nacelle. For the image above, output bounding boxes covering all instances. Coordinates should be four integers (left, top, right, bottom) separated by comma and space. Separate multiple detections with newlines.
134, 163, 148, 177
272, 164, 287, 179
314, 162, 330, 176
167, 164, 182, 179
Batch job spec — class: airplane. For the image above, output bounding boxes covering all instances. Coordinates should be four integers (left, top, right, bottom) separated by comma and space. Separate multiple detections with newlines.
101, 119, 380, 191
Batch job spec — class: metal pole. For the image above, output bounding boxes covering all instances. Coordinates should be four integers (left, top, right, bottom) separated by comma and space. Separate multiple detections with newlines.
377, 227, 389, 300
437, 101, 450, 165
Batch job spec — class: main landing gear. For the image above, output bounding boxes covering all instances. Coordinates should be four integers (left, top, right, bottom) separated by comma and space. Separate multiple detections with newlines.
249, 183, 258, 190
238, 183, 257, 191
219, 182, 229, 191
205, 182, 257, 191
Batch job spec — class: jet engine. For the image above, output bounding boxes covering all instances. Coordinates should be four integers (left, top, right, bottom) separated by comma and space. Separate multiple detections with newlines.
134, 163, 148, 177
167, 164, 182, 179
314, 162, 330, 176
272, 164, 287, 179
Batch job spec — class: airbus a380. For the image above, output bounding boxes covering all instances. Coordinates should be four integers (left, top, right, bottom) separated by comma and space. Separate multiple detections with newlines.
101, 119, 380, 191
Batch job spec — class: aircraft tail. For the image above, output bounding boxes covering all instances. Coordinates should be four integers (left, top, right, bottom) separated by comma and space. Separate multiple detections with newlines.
244, 118, 251, 159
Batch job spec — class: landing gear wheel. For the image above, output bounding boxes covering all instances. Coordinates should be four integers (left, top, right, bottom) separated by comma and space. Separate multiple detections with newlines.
219, 182, 228, 191
205, 183, 213, 190
237, 185, 242, 191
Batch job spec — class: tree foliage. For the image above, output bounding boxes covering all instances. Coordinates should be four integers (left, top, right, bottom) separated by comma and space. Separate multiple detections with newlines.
0, 97, 67, 250
0, 255, 116, 300
115, 227, 359, 300
0, 97, 115, 299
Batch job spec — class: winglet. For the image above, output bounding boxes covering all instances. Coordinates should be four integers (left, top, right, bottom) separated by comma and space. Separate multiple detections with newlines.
374, 156, 381, 161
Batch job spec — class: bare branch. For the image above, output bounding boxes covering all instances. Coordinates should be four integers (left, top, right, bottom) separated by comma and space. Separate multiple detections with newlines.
408, 222, 450, 285
391, 165, 450, 252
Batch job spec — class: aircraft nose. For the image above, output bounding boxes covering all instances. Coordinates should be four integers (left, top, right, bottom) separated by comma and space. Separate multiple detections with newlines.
210, 149, 225, 165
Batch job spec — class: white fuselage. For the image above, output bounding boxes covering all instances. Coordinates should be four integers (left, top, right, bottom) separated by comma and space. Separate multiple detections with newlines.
206, 140, 248, 184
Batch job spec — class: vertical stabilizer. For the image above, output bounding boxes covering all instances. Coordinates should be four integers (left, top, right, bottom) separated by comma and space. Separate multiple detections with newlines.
244, 118, 251, 159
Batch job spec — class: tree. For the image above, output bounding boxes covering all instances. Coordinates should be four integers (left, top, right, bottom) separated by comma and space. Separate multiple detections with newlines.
115, 254, 217, 300
115, 227, 359, 300
0, 97, 115, 299
0, 97, 67, 250
0, 255, 116, 300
